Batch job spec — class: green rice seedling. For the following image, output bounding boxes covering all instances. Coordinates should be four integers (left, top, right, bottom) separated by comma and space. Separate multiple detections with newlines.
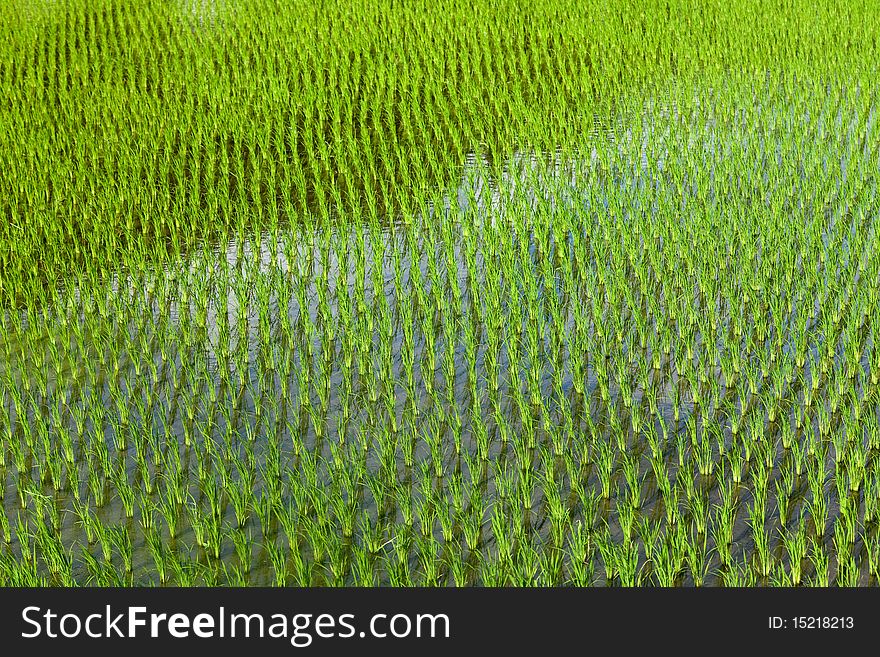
71, 498, 98, 545
422, 534, 448, 587
489, 502, 514, 568
221, 560, 249, 587
867, 534, 880, 580
437, 502, 456, 546
844, 445, 868, 494
808, 538, 831, 587
674, 422, 689, 469
0, 506, 10, 546
645, 420, 666, 468
768, 561, 796, 587
790, 434, 807, 477
111, 468, 137, 521
864, 470, 880, 526
838, 499, 858, 549
169, 557, 201, 587
695, 425, 717, 477
352, 542, 379, 587
83, 512, 111, 565
685, 528, 712, 586
385, 541, 414, 588
748, 493, 773, 578
836, 549, 861, 587
230, 527, 253, 575
509, 539, 539, 587
107, 525, 133, 576
711, 501, 736, 569
621, 452, 643, 510
781, 513, 809, 586
774, 477, 792, 529
595, 438, 616, 501
515, 456, 538, 514
688, 485, 710, 538
264, 540, 289, 587
611, 539, 641, 587
617, 501, 637, 544
477, 547, 508, 587
652, 523, 687, 587
34, 524, 74, 586
807, 459, 830, 539
80, 547, 117, 587
591, 522, 617, 584
447, 546, 471, 587
567, 521, 595, 586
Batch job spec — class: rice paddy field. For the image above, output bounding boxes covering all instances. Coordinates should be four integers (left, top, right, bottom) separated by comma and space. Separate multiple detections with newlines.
3, 0, 880, 587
